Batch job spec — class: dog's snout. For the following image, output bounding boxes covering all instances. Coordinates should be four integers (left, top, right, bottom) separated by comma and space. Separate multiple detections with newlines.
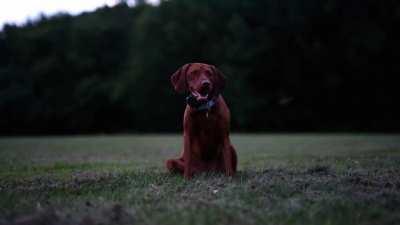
201, 80, 210, 87
199, 80, 211, 96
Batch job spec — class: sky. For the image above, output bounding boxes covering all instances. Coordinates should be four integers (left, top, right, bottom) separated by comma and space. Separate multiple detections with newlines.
0, 0, 158, 29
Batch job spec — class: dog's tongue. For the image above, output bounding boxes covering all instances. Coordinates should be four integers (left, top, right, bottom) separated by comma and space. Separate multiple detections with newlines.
192, 91, 208, 101
196, 95, 208, 101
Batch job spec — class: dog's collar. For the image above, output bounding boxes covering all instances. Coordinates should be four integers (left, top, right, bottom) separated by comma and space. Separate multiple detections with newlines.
196, 99, 215, 111
186, 94, 216, 112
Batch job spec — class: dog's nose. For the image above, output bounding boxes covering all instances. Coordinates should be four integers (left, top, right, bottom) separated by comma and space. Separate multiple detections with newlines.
199, 81, 211, 96
201, 80, 210, 87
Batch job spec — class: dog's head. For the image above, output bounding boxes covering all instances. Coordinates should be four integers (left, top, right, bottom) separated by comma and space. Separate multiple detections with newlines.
170, 63, 226, 101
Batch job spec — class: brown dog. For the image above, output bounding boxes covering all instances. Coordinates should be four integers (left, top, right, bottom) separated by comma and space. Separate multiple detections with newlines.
166, 63, 237, 179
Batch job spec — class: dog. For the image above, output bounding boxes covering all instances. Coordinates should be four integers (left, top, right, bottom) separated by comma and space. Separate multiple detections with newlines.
166, 63, 237, 179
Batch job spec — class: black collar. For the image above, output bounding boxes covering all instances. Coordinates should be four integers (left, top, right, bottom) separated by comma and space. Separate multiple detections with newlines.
186, 94, 216, 111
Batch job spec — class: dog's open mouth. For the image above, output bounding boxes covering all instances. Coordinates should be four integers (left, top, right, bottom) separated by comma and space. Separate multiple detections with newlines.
191, 91, 208, 101
192, 83, 211, 101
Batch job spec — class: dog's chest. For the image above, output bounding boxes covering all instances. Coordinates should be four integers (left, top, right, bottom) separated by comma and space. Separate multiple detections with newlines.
191, 112, 224, 157
192, 112, 220, 134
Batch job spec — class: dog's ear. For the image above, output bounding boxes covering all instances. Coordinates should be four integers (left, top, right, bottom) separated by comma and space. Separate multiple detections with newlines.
211, 65, 226, 93
171, 63, 191, 93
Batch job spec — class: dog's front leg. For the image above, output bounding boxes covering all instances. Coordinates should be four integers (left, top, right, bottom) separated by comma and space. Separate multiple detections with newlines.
222, 137, 235, 176
183, 131, 193, 179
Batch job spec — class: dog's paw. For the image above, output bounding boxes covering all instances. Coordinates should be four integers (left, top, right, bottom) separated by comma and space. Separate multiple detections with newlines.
184, 169, 193, 180
225, 169, 234, 177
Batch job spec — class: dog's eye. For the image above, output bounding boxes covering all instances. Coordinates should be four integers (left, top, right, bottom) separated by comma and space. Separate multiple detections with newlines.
203, 71, 212, 79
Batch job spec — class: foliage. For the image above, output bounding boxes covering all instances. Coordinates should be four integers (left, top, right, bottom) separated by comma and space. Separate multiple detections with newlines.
0, 0, 399, 134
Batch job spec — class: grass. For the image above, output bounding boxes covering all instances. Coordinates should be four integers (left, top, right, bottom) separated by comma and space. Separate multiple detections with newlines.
0, 134, 399, 225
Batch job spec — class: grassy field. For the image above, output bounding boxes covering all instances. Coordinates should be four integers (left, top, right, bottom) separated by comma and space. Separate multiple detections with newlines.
0, 134, 399, 225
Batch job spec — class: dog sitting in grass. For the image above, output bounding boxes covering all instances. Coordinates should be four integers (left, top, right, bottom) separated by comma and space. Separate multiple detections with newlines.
166, 63, 237, 179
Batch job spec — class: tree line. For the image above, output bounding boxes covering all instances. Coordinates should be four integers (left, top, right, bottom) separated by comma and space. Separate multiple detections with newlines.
0, 0, 399, 134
